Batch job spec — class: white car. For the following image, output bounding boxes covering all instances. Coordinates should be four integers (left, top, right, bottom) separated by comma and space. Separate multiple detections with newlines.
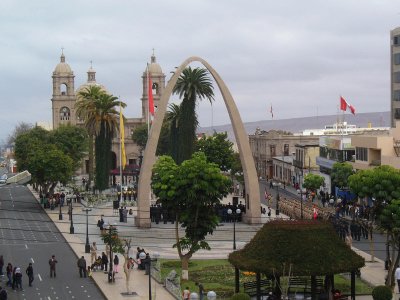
0, 174, 7, 184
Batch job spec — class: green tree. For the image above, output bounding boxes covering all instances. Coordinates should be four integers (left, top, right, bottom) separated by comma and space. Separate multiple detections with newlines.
379, 199, 400, 289
76, 86, 126, 191
51, 125, 88, 171
196, 132, 235, 172
7, 122, 33, 145
151, 152, 231, 279
230, 152, 244, 186
165, 103, 181, 162
302, 173, 324, 194
173, 67, 214, 164
331, 162, 354, 190
131, 124, 148, 151
131, 122, 170, 156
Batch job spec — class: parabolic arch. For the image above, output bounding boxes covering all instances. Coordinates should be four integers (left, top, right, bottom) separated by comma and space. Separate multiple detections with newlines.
135, 56, 261, 228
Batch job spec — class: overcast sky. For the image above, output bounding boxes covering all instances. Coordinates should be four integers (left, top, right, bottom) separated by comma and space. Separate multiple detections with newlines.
1, 0, 399, 143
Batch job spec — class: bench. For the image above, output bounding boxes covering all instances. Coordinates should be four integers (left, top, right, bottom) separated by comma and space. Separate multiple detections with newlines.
288, 277, 324, 294
243, 279, 272, 297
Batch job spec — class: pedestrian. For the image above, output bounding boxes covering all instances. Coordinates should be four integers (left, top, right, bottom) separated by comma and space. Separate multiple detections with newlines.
0, 286, 7, 300
395, 265, 400, 293
77, 256, 87, 278
0, 255, 4, 275
25, 262, 34, 287
182, 286, 190, 300
87, 266, 92, 278
195, 282, 204, 300
101, 252, 108, 272
49, 255, 58, 278
14, 267, 23, 290
90, 242, 97, 264
113, 255, 119, 273
12, 266, 17, 289
6, 263, 12, 287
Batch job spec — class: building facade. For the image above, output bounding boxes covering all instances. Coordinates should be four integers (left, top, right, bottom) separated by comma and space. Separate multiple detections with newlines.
249, 128, 319, 180
391, 27, 400, 128
51, 52, 165, 176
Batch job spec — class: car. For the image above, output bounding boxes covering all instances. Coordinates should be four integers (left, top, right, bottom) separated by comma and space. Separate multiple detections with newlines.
0, 174, 7, 184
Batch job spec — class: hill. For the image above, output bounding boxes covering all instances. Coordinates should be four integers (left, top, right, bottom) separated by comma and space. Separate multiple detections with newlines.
199, 111, 389, 140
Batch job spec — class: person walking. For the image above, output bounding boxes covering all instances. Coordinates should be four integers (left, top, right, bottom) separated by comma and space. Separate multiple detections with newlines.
195, 282, 204, 300
25, 263, 34, 287
14, 267, 22, 290
113, 255, 119, 273
6, 263, 12, 287
395, 265, 400, 293
90, 242, 97, 265
49, 255, 58, 278
101, 252, 108, 272
182, 286, 190, 300
77, 256, 87, 278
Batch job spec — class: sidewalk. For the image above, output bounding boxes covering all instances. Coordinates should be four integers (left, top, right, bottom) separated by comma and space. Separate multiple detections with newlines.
29, 185, 395, 299
29, 187, 175, 300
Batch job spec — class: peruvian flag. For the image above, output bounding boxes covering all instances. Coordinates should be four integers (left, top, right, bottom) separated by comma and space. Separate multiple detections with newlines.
148, 73, 155, 116
340, 96, 356, 115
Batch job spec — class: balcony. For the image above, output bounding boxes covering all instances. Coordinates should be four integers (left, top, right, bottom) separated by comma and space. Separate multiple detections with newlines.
293, 159, 303, 168
370, 160, 381, 166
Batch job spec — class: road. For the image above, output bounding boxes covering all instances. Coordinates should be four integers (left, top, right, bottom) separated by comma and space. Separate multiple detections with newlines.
0, 184, 105, 300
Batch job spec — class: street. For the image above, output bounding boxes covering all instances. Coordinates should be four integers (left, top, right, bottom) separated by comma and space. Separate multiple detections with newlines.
0, 184, 105, 300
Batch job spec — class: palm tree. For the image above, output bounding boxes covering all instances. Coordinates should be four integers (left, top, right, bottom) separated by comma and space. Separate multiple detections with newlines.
165, 103, 181, 162
172, 67, 214, 164
76, 85, 103, 187
76, 86, 126, 191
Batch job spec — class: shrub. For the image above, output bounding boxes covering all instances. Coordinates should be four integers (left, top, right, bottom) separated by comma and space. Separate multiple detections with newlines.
231, 293, 251, 300
372, 285, 392, 300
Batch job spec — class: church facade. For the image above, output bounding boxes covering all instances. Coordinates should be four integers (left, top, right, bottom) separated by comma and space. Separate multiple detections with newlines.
51, 52, 166, 177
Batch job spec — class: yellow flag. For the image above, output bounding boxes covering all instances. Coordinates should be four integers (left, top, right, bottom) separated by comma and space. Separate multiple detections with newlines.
120, 106, 126, 169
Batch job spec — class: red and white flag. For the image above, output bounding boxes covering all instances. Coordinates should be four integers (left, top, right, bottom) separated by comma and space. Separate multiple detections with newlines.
340, 96, 356, 115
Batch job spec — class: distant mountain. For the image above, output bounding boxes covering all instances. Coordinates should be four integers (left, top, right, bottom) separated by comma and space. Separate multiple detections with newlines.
199, 111, 390, 140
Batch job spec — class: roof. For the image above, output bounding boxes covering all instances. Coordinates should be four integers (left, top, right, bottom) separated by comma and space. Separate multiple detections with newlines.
54, 54, 73, 74
228, 220, 364, 276
148, 54, 162, 74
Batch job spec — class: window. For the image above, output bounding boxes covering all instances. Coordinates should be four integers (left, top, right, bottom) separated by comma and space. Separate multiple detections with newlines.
394, 90, 400, 101
152, 82, 158, 95
60, 83, 67, 95
283, 144, 289, 156
394, 36, 400, 46
395, 108, 400, 119
59, 106, 70, 121
394, 72, 400, 83
270, 145, 276, 157
395, 53, 400, 65
356, 147, 368, 162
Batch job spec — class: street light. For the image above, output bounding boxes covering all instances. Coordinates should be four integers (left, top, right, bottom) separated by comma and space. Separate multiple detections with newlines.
69, 200, 74, 234
58, 198, 63, 220
139, 251, 152, 300
82, 208, 92, 253
227, 208, 241, 293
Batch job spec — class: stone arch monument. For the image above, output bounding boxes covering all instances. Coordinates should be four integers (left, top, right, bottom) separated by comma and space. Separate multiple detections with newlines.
136, 56, 261, 228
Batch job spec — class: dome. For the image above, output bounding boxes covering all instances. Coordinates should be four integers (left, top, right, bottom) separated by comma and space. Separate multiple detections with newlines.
147, 54, 162, 74
54, 54, 73, 74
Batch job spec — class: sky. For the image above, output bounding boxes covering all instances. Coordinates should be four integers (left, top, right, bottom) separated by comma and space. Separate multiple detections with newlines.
0, 0, 399, 144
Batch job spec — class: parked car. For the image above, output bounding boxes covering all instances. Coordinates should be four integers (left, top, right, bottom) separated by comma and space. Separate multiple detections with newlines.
0, 174, 7, 184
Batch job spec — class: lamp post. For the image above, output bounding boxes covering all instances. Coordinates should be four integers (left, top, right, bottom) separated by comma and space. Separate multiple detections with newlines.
58, 199, 62, 220
82, 208, 92, 253
108, 223, 116, 283
228, 208, 241, 293
69, 200, 74, 234
140, 251, 152, 300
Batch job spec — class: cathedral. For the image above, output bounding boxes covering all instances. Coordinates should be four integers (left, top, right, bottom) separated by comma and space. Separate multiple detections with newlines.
51, 51, 166, 177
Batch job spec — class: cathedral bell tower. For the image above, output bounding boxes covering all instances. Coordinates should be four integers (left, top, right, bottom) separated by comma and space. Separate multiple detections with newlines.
141, 53, 166, 121
51, 51, 76, 129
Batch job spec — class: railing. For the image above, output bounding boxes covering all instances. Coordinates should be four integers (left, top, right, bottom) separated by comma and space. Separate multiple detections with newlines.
164, 270, 182, 300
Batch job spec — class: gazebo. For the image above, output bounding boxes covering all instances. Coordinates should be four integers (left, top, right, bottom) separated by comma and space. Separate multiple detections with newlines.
228, 220, 365, 300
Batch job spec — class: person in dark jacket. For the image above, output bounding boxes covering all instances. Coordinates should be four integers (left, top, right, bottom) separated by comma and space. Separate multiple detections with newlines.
25, 263, 34, 287
101, 252, 108, 271
77, 256, 87, 278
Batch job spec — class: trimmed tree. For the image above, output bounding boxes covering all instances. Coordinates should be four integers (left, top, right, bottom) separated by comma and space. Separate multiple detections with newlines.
151, 152, 231, 279
331, 162, 353, 190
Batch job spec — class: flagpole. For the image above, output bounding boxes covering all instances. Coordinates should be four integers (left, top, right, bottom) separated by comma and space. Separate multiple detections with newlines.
147, 64, 150, 135
119, 100, 123, 203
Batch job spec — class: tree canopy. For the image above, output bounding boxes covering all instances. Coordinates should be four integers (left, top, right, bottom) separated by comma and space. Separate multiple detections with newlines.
151, 152, 231, 279
195, 132, 235, 172
331, 162, 353, 190
302, 173, 325, 193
